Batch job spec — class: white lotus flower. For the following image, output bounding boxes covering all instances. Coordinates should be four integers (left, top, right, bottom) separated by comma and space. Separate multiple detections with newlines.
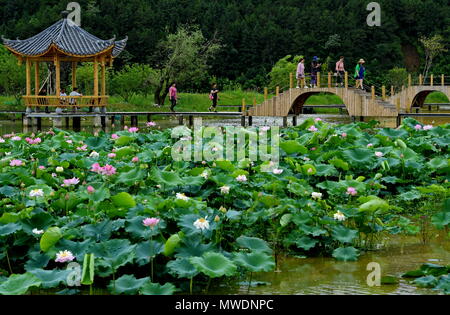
193, 217, 210, 231
89, 151, 100, 158
32, 228, 44, 235
273, 169, 284, 175
236, 175, 248, 182
200, 171, 209, 179
375, 152, 384, 158
333, 211, 347, 222
220, 186, 230, 195
0, 138, 5, 143
176, 193, 190, 201
55, 250, 75, 263
29, 189, 44, 198
56, 167, 64, 173
311, 192, 323, 200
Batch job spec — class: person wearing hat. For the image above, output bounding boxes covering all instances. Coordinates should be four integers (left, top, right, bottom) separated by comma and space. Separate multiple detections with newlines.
296, 58, 306, 89
354, 59, 366, 90
310, 56, 321, 88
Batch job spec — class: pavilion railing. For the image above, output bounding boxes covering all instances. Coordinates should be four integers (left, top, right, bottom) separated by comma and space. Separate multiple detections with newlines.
23, 96, 109, 108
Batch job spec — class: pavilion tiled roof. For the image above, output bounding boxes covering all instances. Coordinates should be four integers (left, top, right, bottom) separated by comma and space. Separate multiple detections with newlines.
2, 18, 127, 57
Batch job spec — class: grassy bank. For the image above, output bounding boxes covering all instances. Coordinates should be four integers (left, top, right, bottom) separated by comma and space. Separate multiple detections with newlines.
0, 91, 449, 113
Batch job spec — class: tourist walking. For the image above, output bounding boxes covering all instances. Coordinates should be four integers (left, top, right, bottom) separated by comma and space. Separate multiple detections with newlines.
354, 59, 366, 90
335, 56, 345, 87
310, 56, 321, 88
296, 58, 306, 88
209, 84, 220, 112
169, 83, 178, 112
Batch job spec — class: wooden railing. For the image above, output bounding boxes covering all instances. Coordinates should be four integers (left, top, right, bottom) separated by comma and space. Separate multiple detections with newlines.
23, 96, 109, 107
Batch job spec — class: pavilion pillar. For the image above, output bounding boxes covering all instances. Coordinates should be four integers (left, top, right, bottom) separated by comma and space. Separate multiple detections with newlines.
72, 62, 77, 88
93, 57, 99, 105
101, 58, 106, 97
26, 58, 31, 96
55, 54, 60, 96
34, 61, 40, 95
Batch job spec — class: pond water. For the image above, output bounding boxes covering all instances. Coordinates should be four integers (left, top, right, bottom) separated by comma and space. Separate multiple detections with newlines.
1, 112, 449, 134
210, 233, 450, 295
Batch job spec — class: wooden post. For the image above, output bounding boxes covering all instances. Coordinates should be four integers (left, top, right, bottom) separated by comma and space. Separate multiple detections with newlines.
419, 74, 423, 85
26, 58, 31, 96
276, 86, 279, 97
101, 59, 106, 96
442, 74, 445, 86
283, 117, 288, 127
430, 74, 434, 87
382, 86, 386, 100
391, 86, 394, 96
93, 57, 99, 105
344, 72, 348, 89
72, 62, 77, 88
396, 98, 401, 112
408, 74, 412, 87
371, 86, 375, 100
34, 61, 39, 95
241, 98, 246, 113
317, 72, 321, 88
264, 88, 268, 100
55, 54, 60, 97
289, 72, 293, 89
328, 72, 331, 88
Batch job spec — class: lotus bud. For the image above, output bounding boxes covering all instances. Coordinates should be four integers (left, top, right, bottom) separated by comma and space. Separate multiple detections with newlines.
219, 206, 227, 214
214, 215, 220, 223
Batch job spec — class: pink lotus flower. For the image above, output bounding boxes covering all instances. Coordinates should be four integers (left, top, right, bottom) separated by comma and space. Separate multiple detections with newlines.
315, 118, 322, 122
87, 186, 95, 194
423, 125, 433, 131
77, 145, 88, 151
47, 130, 55, 136
367, 143, 374, 148
346, 187, 358, 196
101, 165, 116, 176
147, 122, 157, 127
10, 159, 23, 167
55, 250, 75, 263
108, 153, 116, 158
341, 133, 347, 138
308, 126, 318, 132
414, 124, 422, 131
39, 166, 46, 170
375, 151, 384, 158
128, 127, 139, 133
311, 147, 317, 151
26, 137, 41, 145
91, 163, 102, 173
132, 157, 139, 163
111, 134, 119, 140
0, 138, 5, 143
66, 140, 73, 144
143, 218, 160, 229
11, 136, 21, 141
236, 175, 248, 182
62, 178, 80, 187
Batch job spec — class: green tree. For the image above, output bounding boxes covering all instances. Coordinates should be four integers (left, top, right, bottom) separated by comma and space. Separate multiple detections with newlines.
386, 67, 408, 91
151, 26, 221, 106
0, 46, 25, 104
420, 35, 448, 82
268, 55, 303, 91
111, 64, 155, 102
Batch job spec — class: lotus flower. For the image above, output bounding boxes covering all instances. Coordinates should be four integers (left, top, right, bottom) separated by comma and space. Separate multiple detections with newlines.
346, 187, 358, 196
414, 124, 423, 131
0, 138, 5, 143
101, 165, 116, 176
147, 122, 157, 127
423, 125, 433, 131
56, 167, 64, 173
87, 186, 95, 194
11, 136, 21, 141
143, 218, 160, 229
112, 134, 119, 140
90, 151, 100, 158
32, 228, 44, 235
236, 175, 248, 182
194, 217, 210, 231
77, 145, 88, 151
55, 250, 75, 263
10, 159, 23, 167
273, 169, 284, 175
29, 189, 44, 198
308, 126, 318, 132
132, 157, 139, 163
128, 127, 139, 133
62, 178, 80, 187
220, 186, 230, 195
39, 166, 46, 170
375, 151, 384, 158
108, 153, 116, 158
333, 211, 346, 222
176, 193, 190, 201
312, 192, 323, 200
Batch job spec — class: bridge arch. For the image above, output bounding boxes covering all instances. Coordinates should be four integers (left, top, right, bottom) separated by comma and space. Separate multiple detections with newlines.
290, 91, 345, 115
410, 90, 450, 108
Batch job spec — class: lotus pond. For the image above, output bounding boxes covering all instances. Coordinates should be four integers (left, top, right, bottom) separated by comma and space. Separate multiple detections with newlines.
0, 117, 449, 295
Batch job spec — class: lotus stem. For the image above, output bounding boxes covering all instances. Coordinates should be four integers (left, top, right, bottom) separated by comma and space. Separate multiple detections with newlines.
190, 277, 193, 295
206, 277, 212, 293
247, 272, 253, 293
5, 249, 13, 275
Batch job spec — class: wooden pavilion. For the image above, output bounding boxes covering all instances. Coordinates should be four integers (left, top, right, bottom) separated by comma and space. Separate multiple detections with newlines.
2, 11, 127, 111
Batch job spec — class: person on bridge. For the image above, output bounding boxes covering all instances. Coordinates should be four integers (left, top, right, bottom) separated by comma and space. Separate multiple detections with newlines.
335, 56, 346, 87
310, 56, 321, 88
209, 84, 220, 112
354, 59, 366, 90
296, 58, 306, 89
169, 83, 178, 112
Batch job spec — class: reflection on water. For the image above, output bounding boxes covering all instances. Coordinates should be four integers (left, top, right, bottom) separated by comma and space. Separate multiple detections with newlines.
211, 234, 450, 295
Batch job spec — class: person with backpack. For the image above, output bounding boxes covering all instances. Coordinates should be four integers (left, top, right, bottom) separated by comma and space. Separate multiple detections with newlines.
209, 84, 220, 112
354, 59, 366, 90
335, 56, 346, 87
310, 56, 321, 88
